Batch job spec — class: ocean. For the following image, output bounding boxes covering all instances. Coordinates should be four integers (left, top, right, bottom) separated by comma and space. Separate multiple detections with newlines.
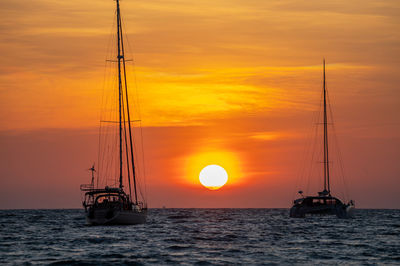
0, 209, 399, 265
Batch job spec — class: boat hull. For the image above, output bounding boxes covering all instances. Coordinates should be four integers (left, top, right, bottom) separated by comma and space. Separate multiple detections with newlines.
345, 204, 355, 218
86, 208, 147, 225
290, 204, 354, 218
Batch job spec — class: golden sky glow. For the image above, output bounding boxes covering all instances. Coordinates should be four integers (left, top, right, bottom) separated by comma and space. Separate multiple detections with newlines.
0, 0, 399, 208
1, 0, 399, 131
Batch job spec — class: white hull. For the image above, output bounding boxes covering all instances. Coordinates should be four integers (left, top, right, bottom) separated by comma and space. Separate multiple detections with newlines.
86, 208, 147, 225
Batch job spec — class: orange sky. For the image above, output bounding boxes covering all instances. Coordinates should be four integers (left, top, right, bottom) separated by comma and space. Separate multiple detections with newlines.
0, 0, 399, 208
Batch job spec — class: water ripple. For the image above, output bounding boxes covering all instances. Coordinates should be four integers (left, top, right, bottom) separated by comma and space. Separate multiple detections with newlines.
0, 209, 399, 264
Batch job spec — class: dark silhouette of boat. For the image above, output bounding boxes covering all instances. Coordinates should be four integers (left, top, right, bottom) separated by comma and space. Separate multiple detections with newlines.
290, 60, 355, 218
80, 0, 147, 225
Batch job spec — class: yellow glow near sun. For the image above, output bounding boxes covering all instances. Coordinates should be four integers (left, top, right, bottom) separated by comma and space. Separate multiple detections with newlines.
199, 165, 228, 190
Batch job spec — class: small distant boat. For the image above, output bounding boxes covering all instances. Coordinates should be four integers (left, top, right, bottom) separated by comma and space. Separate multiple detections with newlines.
290, 60, 355, 218
80, 0, 147, 225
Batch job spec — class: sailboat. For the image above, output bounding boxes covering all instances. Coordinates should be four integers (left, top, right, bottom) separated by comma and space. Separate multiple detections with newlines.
80, 0, 147, 225
290, 60, 355, 218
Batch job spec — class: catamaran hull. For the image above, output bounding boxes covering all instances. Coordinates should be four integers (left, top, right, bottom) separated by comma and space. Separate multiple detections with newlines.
86, 209, 147, 225
290, 205, 354, 218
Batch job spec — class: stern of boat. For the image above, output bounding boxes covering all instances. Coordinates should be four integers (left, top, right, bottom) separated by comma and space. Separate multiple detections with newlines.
86, 207, 147, 225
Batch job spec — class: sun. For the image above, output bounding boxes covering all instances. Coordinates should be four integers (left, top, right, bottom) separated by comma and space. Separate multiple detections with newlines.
199, 165, 228, 190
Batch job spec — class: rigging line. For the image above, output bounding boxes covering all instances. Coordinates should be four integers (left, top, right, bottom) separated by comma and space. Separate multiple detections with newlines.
100, 9, 121, 188
304, 89, 320, 194
317, 79, 325, 192
119, 7, 137, 204
323, 59, 332, 194
100, 120, 141, 123
323, 59, 327, 192
99, 11, 116, 187
306, 102, 321, 184
320, 67, 350, 201
291, 97, 319, 200
118, 32, 133, 201
135, 84, 148, 202
327, 84, 332, 194
116, 0, 124, 189
121, 66, 133, 196
99, 66, 112, 187
106, 11, 118, 168
105, 5, 115, 186
307, 117, 320, 195
134, 132, 145, 203
102, 58, 118, 187
122, 17, 148, 202
97, 65, 106, 188
114, 66, 120, 187
111, 16, 147, 202
135, 92, 147, 201
327, 92, 350, 201
307, 88, 324, 195
299, 116, 313, 196
102, 48, 117, 187
97, 10, 117, 188
110, 59, 119, 186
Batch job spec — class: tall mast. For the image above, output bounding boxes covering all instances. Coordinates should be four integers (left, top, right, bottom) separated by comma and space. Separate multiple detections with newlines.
116, 0, 123, 188
120, 26, 138, 204
323, 59, 331, 194
115, 0, 138, 202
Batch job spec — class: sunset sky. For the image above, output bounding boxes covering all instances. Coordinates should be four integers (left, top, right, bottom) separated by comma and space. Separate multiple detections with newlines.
0, 0, 399, 209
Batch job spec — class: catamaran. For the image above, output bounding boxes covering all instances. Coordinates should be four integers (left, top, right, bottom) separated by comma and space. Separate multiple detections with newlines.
80, 0, 147, 225
290, 60, 355, 218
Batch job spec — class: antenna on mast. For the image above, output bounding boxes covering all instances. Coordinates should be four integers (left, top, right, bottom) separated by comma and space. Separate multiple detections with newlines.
88, 163, 96, 187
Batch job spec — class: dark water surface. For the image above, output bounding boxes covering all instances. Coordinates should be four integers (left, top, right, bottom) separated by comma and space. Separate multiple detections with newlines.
0, 209, 399, 265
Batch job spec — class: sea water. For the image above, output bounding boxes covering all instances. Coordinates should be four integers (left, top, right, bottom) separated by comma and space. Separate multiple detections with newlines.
0, 209, 399, 264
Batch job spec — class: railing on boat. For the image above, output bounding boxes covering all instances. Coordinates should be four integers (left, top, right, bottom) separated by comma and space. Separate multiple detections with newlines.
80, 184, 94, 191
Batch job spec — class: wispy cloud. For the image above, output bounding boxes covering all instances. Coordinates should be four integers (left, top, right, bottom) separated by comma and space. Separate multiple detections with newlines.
0, 0, 398, 131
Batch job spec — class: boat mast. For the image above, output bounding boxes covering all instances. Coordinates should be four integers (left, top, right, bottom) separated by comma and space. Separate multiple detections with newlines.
119, 9, 138, 204
116, 0, 123, 189
323, 59, 331, 195
115, 0, 138, 203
